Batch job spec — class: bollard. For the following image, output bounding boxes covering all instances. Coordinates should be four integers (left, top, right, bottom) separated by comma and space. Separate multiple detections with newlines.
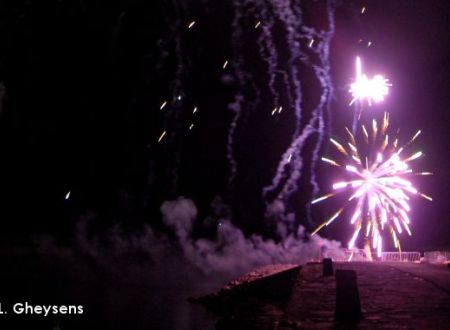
323, 258, 334, 276
335, 269, 362, 322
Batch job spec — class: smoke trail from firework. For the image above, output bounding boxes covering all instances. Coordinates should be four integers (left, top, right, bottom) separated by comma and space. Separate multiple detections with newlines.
66, 197, 345, 278
262, 1, 335, 224
227, 0, 336, 226
150, 1, 336, 231
311, 113, 432, 255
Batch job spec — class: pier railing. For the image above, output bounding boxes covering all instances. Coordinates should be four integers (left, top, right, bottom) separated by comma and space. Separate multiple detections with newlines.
329, 249, 421, 262
423, 251, 450, 263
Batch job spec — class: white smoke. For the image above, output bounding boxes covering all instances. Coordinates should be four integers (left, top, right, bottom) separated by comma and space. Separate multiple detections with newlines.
62, 196, 344, 279
157, 196, 344, 276
161, 197, 198, 242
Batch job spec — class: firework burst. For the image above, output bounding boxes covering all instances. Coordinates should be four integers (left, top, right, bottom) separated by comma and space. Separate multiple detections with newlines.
311, 112, 432, 257
349, 56, 390, 106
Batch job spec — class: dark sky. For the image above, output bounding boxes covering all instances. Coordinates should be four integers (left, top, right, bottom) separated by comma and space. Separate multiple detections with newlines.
0, 0, 448, 249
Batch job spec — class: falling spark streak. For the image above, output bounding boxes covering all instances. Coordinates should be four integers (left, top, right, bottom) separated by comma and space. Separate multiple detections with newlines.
377, 237, 382, 257
345, 127, 356, 144
393, 217, 402, 233
410, 130, 421, 143
404, 222, 412, 236
349, 56, 390, 106
254, 21, 261, 29
321, 157, 340, 166
308, 39, 314, 47
65, 191, 71, 200
362, 125, 369, 142
381, 134, 389, 151
189, 124, 194, 130
373, 231, 379, 249
160, 101, 167, 110
348, 226, 361, 249
330, 138, 348, 155
405, 151, 423, 162
392, 230, 398, 248
222, 60, 228, 69
311, 194, 334, 205
311, 223, 327, 236
348, 143, 357, 153
312, 116, 431, 254
333, 182, 348, 190
393, 138, 398, 148
187, 21, 196, 29
382, 112, 389, 133
193, 107, 198, 114
158, 131, 167, 143
350, 209, 361, 224
420, 194, 433, 201
366, 221, 372, 237
326, 209, 343, 225
372, 119, 378, 136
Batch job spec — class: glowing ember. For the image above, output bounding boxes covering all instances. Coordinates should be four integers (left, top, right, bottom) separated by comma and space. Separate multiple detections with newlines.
311, 113, 431, 254
158, 130, 167, 143
349, 56, 390, 106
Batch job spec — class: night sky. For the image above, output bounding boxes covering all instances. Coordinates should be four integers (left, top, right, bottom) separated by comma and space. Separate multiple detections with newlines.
0, 0, 449, 250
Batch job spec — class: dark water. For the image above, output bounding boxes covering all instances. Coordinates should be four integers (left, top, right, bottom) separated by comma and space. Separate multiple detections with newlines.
0, 248, 222, 329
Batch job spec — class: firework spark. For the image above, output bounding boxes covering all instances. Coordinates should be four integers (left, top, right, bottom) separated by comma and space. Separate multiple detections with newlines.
158, 130, 167, 143
349, 56, 390, 106
311, 113, 431, 256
